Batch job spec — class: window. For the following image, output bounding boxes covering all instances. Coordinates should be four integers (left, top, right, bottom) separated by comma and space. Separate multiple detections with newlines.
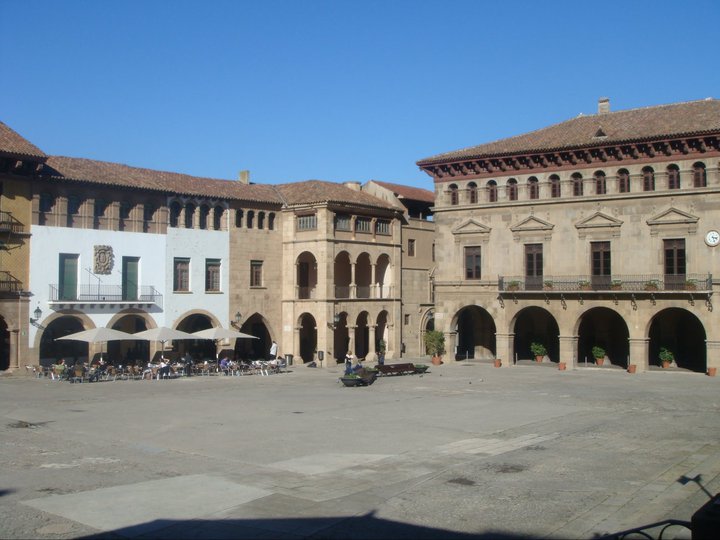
335, 214, 351, 231
468, 182, 478, 204
528, 177, 539, 199
408, 239, 416, 257
376, 219, 390, 235
693, 162, 707, 187
404, 314, 410, 325
550, 175, 561, 198
618, 169, 630, 193
40, 192, 54, 213
143, 204, 155, 232
235, 209, 244, 228
297, 213, 316, 231
432, 243, 435, 262
119, 202, 131, 231
594, 172, 606, 195
93, 199, 108, 229
199, 205, 209, 229
250, 260, 263, 287
59, 253, 79, 300
642, 167, 655, 191
213, 206, 224, 230
247, 210, 254, 228
591, 241, 611, 289
464, 246, 481, 279
667, 165, 680, 190
169, 201, 181, 227
185, 203, 196, 229
449, 184, 459, 205
572, 173, 584, 196
507, 179, 518, 201
205, 259, 221, 292
67, 195, 81, 227
487, 180, 497, 202
173, 258, 190, 292
355, 217, 371, 233
525, 244, 543, 290
664, 239, 686, 289
122, 256, 140, 300
268, 213, 275, 230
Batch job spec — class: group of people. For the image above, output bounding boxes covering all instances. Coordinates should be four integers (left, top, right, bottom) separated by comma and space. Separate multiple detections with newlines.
344, 352, 363, 375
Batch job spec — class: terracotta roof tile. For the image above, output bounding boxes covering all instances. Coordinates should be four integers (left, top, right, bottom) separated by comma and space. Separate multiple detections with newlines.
369, 180, 435, 203
277, 180, 397, 210
0, 121, 47, 160
417, 98, 720, 164
42, 156, 282, 203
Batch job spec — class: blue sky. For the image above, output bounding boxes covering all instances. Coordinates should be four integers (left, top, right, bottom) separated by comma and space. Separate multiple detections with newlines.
2, 0, 719, 191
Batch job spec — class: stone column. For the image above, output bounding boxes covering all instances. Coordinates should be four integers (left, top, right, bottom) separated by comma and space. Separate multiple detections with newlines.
371, 263, 377, 298
559, 335, 579, 369
350, 263, 357, 299
347, 326, 356, 357
367, 325, 377, 362
628, 338, 650, 372
495, 332, 514, 367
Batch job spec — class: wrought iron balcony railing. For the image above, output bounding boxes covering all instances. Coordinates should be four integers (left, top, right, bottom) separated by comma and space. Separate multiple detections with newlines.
0, 271, 23, 294
49, 284, 163, 307
0, 211, 25, 234
498, 274, 712, 293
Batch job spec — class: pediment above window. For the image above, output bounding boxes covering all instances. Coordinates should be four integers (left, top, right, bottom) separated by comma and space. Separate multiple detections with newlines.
575, 212, 623, 239
452, 218, 491, 236
510, 215, 554, 242
646, 207, 699, 236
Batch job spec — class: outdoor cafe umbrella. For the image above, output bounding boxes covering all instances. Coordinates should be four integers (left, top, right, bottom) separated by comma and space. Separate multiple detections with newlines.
55, 327, 139, 362
191, 326, 258, 360
131, 326, 197, 360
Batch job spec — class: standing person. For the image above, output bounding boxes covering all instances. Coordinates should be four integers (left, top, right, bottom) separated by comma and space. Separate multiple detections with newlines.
269, 341, 278, 361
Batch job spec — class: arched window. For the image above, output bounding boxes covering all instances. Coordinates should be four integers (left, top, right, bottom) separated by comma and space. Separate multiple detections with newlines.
449, 184, 459, 205
693, 162, 707, 187
198, 204, 210, 230
235, 209, 244, 228
184, 203, 196, 228
119, 201, 132, 231
507, 179, 518, 201
642, 167, 655, 191
468, 182, 478, 204
594, 171, 606, 195
143, 204, 155, 232
617, 169, 630, 193
169, 201, 182, 227
487, 180, 497, 202
550, 175, 561, 198
258, 211, 265, 230
268, 212, 275, 230
247, 210, 254, 229
213, 206, 224, 230
667, 165, 680, 190
528, 177, 539, 200
572, 173, 583, 196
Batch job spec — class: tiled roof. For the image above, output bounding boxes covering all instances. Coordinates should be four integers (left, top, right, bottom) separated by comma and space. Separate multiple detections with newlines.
277, 180, 397, 210
42, 156, 282, 203
417, 98, 720, 164
0, 121, 47, 160
369, 180, 435, 203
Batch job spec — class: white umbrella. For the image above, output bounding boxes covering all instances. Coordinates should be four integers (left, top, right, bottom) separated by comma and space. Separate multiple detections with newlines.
56, 327, 139, 362
131, 326, 198, 360
191, 327, 258, 341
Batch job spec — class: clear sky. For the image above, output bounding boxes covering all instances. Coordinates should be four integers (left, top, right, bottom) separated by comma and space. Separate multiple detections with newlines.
2, 0, 719, 191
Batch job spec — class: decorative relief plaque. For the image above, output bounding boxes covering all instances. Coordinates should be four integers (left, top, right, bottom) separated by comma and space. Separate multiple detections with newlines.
94, 245, 114, 274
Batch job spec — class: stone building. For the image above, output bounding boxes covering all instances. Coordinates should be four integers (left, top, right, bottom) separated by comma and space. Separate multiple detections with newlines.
417, 98, 720, 373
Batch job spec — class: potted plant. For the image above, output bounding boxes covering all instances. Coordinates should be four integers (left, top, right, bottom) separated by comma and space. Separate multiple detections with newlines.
592, 346, 606, 366
506, 280, 521, 292
578, 280, 591, 290
424, 330, 445, 365
543, 280, 554, 291
644, 280, 660, 291
611, 280, 623, 291
339, 373, 363, 387
659, 347, 674, 368
685, 279, 698, 291
530, 342, 547, 362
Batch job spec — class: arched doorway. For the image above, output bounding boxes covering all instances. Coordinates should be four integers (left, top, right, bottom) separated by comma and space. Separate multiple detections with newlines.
512, 307, 560, 362
177, 314, 215, 359
298, 313, 317, 363
1, 316, 9, 370
332, 312, 349, 363
648, 308, 706, 372
577, 307, 629, 367
356, 253, 371, 299
296, 252, 317, 299
375, 311, 389, 353
39, 316, 85, 366
108, 314, 149, 365
354, 311, 369, 358
236, 313, 270, 360
454, 306, 496, 360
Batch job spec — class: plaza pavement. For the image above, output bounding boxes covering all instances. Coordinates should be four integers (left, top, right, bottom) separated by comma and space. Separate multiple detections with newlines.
1, 360, 719, 539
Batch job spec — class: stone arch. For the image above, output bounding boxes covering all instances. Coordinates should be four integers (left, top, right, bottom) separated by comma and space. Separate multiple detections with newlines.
176, 310, 219, 360
107, 309, 154, 365
334, 251, 352, 298
648, 308, 706, 372
576, 307, 630, 367
297, 312, 317, 364
355, 252, 372, 299
296, 251, 318, 299
37, 312, 91, 366
236, 312, 271, 360
376, 253, 391, 298
452, 305, 496, 360
511, 306, 560, 363
354, 311, 370, 359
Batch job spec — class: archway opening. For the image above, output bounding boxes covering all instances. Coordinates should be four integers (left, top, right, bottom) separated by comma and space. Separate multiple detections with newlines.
454, 306, 496, 360
513, 307, 560, 362
354, 312, 369, 359
109, 314, 149, 365
236, 313, 270, 361
1, 317, 9, 370
298, 313, 317, 363
39, 316, 85, 366
177, 314, 215, 360
577, 307, 629, 367
648, 308, 706, 372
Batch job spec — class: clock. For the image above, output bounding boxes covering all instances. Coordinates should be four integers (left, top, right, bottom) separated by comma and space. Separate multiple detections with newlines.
706, 230, 720, 247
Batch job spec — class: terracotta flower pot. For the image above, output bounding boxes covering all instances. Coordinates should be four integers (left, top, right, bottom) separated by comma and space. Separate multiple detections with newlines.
431, 356, 443, 366
627, 364, 637, 374
558, 362, 567, 371
595, 357, 604, 366
535, 355, 543, 363
661, 361, 671, 369
707, 367, 717, 377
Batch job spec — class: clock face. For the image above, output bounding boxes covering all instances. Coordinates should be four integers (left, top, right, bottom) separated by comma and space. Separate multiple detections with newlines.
706, 230, 720, 247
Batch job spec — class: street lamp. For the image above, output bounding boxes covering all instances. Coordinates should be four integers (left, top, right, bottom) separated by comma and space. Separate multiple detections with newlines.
30, 306, 42, 324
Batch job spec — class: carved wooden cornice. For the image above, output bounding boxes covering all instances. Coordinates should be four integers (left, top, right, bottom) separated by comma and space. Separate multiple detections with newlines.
423, 134, 720, 181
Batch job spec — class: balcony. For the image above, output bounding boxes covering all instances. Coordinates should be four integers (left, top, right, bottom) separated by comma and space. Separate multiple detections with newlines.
49, 284, 163, 308
498, 274, 712, 294
0, 271, 23, 296
0, 211, 25, 235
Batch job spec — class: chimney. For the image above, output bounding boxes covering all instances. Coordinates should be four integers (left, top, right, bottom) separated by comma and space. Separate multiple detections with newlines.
598, 97, 610, 115
238, 170, 250, 184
